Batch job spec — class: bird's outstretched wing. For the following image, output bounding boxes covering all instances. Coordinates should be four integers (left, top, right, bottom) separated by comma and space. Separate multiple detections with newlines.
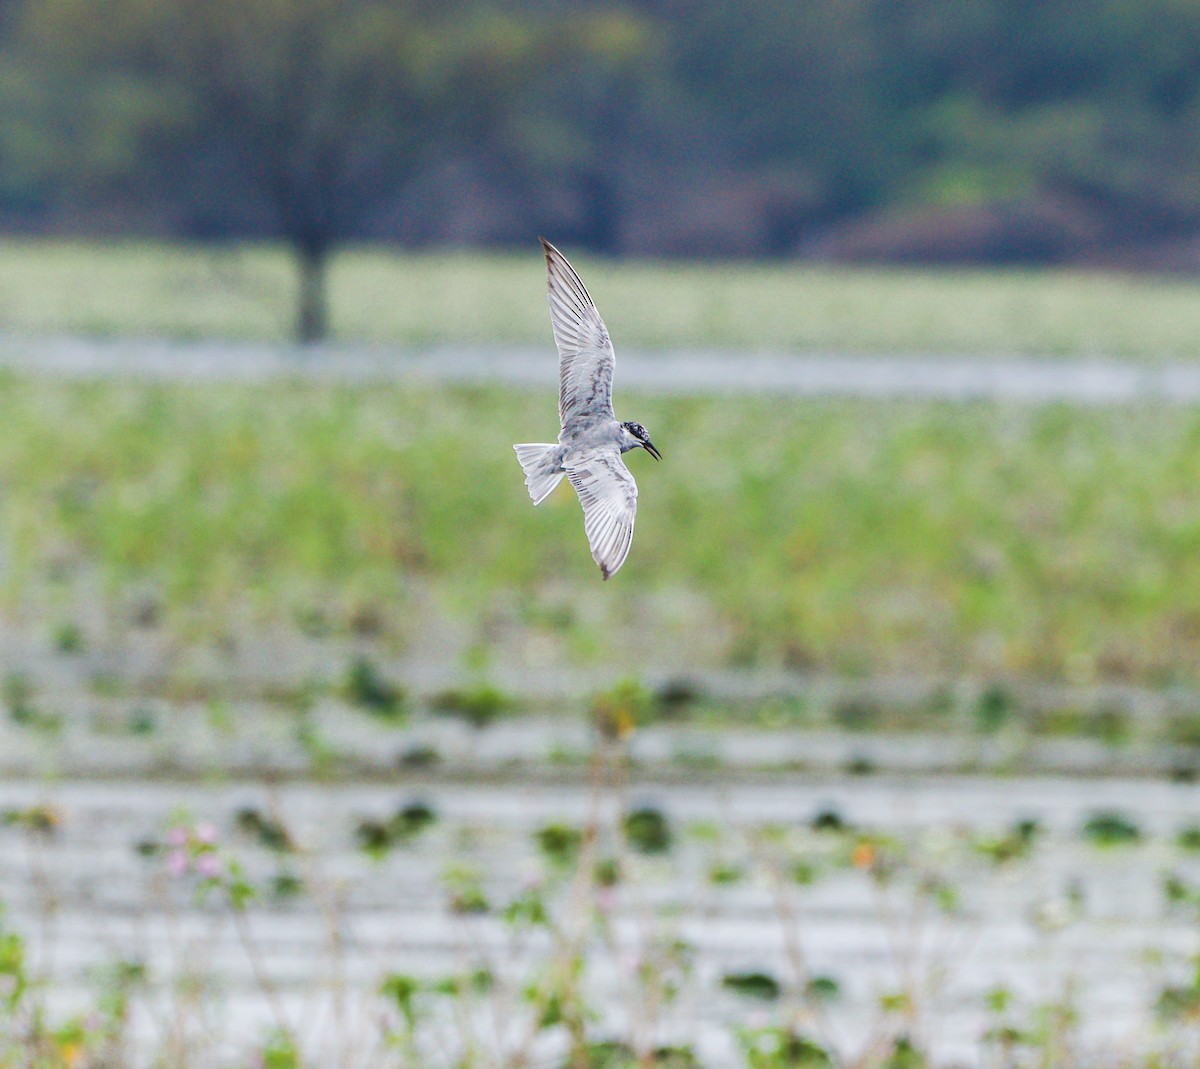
541, 238, 616, 431
564, 447, 638, 580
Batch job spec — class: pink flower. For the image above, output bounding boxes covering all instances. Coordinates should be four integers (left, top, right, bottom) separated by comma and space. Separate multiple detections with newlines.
167, 849, 189, 878
166, 825, 189, 848
194, 822, 218, 845
196, 853, 221, 879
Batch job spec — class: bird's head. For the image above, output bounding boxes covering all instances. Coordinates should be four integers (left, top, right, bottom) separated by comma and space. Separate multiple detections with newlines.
621, 421, 661, 460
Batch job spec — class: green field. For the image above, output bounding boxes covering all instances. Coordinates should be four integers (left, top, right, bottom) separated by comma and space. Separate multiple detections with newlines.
2, 374, 1199, 689
4, 239, 1200, 358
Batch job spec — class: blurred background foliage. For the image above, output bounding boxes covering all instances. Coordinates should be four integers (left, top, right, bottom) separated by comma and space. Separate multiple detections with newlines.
4, 0, 1200, 338
3, 0, 1200, 694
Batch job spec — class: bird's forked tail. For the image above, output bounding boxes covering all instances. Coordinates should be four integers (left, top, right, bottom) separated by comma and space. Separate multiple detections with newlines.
513, 443, 565, 505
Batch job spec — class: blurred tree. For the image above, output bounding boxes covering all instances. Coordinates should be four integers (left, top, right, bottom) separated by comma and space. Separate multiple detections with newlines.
6, 0, 1200, 265
0, 0, 47, 224
654, 0, 901, 220
491, 5, 662, 252
18, 0, 564, 341
890, 0, 1200, 248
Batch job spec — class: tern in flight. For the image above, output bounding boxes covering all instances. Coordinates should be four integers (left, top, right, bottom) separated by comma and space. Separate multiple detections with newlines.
514, 239, 661, 580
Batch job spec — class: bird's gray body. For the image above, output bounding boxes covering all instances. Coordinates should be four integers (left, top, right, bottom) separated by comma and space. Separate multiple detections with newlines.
513, 239, 660, 580
562, 419, 642, 458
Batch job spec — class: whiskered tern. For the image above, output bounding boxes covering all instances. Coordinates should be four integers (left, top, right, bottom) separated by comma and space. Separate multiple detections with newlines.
514, 239, 661, 580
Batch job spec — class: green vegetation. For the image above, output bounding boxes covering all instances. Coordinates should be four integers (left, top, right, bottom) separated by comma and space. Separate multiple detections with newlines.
1081, 811, 1143, 848
429, 683, 513, 728
6, 240, 1200, 358
3, 376, 1200, 689
342, 657, 407, 721
623, 807, 672, 855
722, 971, 782, 1001
353, 802, 439, 859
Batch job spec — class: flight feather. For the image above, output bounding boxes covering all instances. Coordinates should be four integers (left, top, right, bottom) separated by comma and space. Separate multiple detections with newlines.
564, 448, 638, 580
541, 238, 616, 430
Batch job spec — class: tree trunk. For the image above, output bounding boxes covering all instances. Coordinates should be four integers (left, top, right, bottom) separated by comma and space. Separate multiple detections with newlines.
295, 243, 330, 344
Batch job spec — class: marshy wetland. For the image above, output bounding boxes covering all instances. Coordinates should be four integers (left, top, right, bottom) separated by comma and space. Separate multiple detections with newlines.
6, 763, 1200, 1069
4, 247, 1200, 1067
